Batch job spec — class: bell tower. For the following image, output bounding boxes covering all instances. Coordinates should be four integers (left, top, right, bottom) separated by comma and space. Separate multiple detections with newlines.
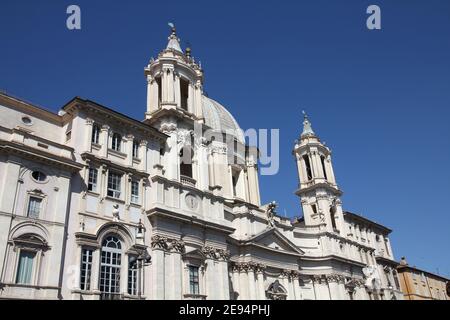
293, 112, 345, 233
144, 24, 204, 121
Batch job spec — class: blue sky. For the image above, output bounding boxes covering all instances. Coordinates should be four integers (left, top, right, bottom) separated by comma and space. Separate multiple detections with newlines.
1, 0, 449, 277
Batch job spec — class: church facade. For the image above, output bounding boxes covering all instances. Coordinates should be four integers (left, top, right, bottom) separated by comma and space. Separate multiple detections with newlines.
0, 27, 403, 300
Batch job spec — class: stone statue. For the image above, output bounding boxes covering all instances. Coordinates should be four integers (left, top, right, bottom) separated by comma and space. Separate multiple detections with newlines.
112, 204, 120, 222
266, 201, 277, 227
363, 265, 382, 291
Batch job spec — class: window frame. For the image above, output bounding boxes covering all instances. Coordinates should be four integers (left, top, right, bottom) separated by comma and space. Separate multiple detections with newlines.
127, 255, 138, 296
132, 140, 140, 158
99, 236, 122, 300
130, 180, 140, 204
92, 123, 101, 145
27, 196, 43, 219
111, 133, 122, 152
80, 247, 93, 291
15, 249, 37, 285
188, 265, 200, 295
107, 171, 122, 199
87, 167, 98, 192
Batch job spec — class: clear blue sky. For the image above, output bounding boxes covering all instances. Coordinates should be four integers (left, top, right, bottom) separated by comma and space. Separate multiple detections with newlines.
1, 0, 449, 277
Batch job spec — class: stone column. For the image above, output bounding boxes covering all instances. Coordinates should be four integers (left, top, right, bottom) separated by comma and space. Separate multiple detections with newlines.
139, 140, 148, 172
327, 275, 341, 300
100, 125, 110, 157
247, 266, 257, 300
256, 267, 265, 300
196, 139, 209, 191
146, 74, 159, 114
174, 73, 180, 108
326, 155, 337, 185
194, 82, 203, 120
91, 249, 101, 294
84, 118, 93, 152
125, 134, 134, 166
188, 83, 194, 114
231, 264, 240, 300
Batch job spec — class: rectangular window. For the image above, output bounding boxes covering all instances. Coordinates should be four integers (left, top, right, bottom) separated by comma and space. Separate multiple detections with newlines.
107, 172, 122, 199
88, 168, 98, 192
132, 140, 139, 158
16, 250, 36, 284
80, 248, 93, 291
27, 197, 42, 219
128, 256, 138, 295
92, 124, 100, 144
189, 265, 200, 295
131, 180, 139, 204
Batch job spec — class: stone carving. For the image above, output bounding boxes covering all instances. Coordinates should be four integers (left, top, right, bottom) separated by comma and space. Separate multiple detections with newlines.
169, 239, 185, 253
151, 235, 168, 250
266, 201, 277, 227
266, 280, 287, 300
151, 235, 185, 253
231, 262, 266, 273
112, 204, 120, 222
160, 120, 177, 135
363, 265, 382, 291
201, 246, 230, 261
177, 129, 193, 146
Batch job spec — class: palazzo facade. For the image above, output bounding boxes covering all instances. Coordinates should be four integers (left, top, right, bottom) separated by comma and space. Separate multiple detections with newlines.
0, 27, 403, 300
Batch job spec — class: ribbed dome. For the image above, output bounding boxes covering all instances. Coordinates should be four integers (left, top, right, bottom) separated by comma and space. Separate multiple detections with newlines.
202, 96, 245, 144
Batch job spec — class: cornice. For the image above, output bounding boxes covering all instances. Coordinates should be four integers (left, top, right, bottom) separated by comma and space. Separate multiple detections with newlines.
146, 207, 235, 235
0, 139, 83, 172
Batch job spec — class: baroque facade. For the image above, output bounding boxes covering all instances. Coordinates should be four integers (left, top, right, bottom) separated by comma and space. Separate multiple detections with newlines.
0, 27, 403, 300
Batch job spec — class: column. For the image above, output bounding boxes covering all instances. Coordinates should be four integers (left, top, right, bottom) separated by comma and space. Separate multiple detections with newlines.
293, 276, 302, 300
125, 134, 134, 166
231, 265, 240, 300
256, 269, 265, 300
188, 83, 194, 114
197, 141, 209, 191
247, 267, 257, 300
84, 118, 93, 152
150, 249, 165, 299
146, 74, 158, 114
100, 125, 110, 157
91, 249, 101, 297
194, 82, 203, 119
174, 73, 180, 107
326, 155, 337, 185
139, 140, 148, 172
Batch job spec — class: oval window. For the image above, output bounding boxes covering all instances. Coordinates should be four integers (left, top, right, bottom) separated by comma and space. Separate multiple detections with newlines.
21, 116, 32, 125
32, 171, 47, 182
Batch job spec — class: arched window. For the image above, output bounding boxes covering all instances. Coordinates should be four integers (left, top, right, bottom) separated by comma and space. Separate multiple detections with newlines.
180, 147, 193, 178
111, 133, 122, 152
320, 155, 328, 180
302, 155, 312, 180
156, 76, 162, 105
180, 78, 189, 111
100, 236, 122, 300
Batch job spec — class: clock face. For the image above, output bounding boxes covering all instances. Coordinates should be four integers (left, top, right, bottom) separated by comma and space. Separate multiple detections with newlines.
185, 194, 199, 210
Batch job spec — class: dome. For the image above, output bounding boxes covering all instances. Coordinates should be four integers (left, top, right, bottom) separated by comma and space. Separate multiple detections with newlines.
202, 96, 245, 144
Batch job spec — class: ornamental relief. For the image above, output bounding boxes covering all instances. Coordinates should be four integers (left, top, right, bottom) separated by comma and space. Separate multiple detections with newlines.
231, 262, 266, 273
151, 235, 185, 253
201, 246, 230, 261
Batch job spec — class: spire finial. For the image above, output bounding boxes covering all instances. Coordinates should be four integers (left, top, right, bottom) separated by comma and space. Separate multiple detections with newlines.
168, 22, 176, 35
301, 110, 315, 138
166, 22, 183, 53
